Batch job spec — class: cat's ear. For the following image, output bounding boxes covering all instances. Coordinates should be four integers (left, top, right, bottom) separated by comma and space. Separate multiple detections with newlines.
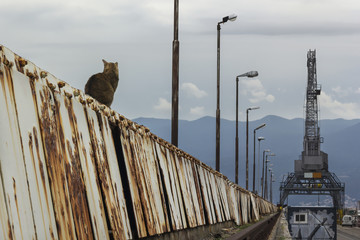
102, 59, 108, 65
115, 62, 118, 66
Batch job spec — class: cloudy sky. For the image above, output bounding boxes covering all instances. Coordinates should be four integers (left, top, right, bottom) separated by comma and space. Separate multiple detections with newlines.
1, 0, 360, 121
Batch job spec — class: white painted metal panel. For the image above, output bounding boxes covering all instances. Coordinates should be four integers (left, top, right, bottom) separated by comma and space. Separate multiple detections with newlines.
166, 147, 187, 229
98, 114, 132, 239
0, 167, 11, 239
0, 64, 37, 239
141, 134, 169, 233
120, 127, 148, 237
154, 142, 184, 230
241, 192, 248, 224
68, 97, 110, 240
250, 193, 260, 221
86, 108, 132, 239
52, 91, 94, 239
197, 166, 215, 225
32, 77, 77, 240
186, 160, 205, 226
10, 68, 59, 240
174, 155, 197, 228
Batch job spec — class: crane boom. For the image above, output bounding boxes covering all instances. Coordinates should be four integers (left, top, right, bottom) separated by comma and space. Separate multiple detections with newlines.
296, 50, 328, 172
304, 50, 321, 156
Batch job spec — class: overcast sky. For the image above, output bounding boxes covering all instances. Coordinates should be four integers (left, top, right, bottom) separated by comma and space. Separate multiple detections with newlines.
1, 0, 360, 121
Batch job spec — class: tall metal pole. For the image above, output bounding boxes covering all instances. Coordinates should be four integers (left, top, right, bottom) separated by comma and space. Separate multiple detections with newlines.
270, 171, 273, 203
265, 157, 269, 200
216, 23, 221, 172
246, 109, 249, 189
235, 77, 239, 184
261, 150, 267, 197
257, 138, 264, 193
253, 129, 256, 192
171, 0, 179, 147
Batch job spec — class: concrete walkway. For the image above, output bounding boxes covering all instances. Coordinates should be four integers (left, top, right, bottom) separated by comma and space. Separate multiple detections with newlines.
268, 211, 292, 240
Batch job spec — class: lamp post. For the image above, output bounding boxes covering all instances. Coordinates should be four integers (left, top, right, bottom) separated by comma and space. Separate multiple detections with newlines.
253, 123, 266, 193
246, 106, 259, 189
261, 149, 270, 198
269, 170, 274, 203
235, 71, 258, 184
216, 14, 237, 172
264, 153, 275, 200
257, 137, 265, 193
171, 0, 180, 146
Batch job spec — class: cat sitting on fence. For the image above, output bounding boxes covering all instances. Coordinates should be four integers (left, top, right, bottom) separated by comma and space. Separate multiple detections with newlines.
85, 59, 119, 107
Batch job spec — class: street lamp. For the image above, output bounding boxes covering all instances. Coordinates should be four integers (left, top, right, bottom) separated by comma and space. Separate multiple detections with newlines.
216, 14, 237, 172
261, 149, 270, 197
257, 137, 265, 193
264, 153, 275, 200
253, 123, 266, 193
246, 106, 260, 190
235, 71, 258, 184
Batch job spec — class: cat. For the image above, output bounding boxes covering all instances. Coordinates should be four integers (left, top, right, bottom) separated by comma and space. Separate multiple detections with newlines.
85, 59, 119, 107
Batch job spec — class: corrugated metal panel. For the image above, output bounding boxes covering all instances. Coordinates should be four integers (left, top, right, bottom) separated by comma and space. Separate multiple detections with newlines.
250, 193, 260, 221
0, 172, 10, 239
0, 63, 37, 239
53, 91, 94, 239
199, 166, 217, 224
10, 65, 58, 240
153, 141, 184, 231
241, 192, 249, 224
1, 45, 277, 239
99, 113, 133, 239
68, 95, 109, 240
86, 107, 130, 240
33, 76, 77, 239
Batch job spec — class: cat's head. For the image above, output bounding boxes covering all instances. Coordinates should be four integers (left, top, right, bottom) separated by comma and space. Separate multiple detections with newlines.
102, 59, 119, 78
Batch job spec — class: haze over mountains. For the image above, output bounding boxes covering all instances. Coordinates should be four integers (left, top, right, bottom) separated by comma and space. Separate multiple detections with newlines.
134, 115, 360, 207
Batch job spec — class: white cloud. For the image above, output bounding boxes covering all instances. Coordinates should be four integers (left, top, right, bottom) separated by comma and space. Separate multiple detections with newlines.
241, 79, 275, 103
331, 86, 353, 97
320, 91, 359, 119
154, 97, 171, 111
190, 106, 205, 116
181, 83, 207, 98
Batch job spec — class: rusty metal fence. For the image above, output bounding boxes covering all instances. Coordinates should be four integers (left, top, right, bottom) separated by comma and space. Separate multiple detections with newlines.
0, 45, 276, 239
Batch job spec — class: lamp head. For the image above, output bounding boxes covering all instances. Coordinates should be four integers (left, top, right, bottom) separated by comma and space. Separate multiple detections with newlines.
247, 106, 260, 112
258, 137, 265, 141
237, 71, 258, 78
223, 14, 237, 23
255, 123, 266, 131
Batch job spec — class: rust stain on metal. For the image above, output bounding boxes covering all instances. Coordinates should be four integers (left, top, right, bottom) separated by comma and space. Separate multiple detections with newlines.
120, 128, 147, 237
40, 71, 47, 79
15, 56, 27, 73
55, 95, 94, 240
37, 87, 76, 240
87, 110, 130, 239
7, 220, 13, 240
12, 178, 23, 239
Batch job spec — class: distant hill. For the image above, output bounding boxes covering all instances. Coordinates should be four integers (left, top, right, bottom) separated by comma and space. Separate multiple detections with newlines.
133, 116, 360, 206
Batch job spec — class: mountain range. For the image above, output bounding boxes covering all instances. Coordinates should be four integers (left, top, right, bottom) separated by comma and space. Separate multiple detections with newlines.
133, 115, 360, 208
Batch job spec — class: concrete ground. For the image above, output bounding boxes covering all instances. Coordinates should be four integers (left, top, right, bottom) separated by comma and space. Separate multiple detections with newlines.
268, 211, 292, 240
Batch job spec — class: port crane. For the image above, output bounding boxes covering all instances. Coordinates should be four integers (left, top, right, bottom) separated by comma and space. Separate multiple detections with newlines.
280, 50, 345, 209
